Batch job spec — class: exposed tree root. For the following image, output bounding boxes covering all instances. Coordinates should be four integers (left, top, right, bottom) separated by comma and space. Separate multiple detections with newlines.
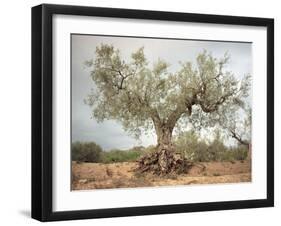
136, 148, 194, 175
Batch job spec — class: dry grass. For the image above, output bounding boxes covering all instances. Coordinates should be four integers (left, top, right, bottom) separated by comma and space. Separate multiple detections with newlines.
71, 160, 251, 190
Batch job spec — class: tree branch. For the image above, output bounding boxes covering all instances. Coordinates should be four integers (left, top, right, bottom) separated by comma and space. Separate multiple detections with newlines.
230, 129, 249, 146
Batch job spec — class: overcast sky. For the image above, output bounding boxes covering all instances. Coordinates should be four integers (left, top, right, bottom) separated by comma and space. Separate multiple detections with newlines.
71, 34, 252, 151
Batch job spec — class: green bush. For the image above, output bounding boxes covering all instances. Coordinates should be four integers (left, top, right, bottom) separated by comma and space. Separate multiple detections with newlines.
228, 146, 248, 161
101, 149, 142, 163
128, 146, 145, 152
207, 133, 227, 161
143, 145, 157, 154
175, 130, 197, 160
192, 141, 211, 162
72, 141, 103, 163
175, 130, 211, 162
175, 130, 249, 162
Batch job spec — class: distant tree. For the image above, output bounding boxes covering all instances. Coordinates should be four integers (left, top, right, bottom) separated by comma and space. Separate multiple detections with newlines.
85, 44, 251, 173
72, 141, 103, 163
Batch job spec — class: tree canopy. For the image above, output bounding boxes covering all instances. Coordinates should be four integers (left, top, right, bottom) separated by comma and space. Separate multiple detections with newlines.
85, 44, 251, 140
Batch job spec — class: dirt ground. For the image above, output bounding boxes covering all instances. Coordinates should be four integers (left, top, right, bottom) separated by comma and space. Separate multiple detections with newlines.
71, 160, 251, 190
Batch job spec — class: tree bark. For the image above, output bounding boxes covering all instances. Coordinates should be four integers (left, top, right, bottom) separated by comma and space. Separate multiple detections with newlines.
155, 126, 174, 172
156, 126, 173, 149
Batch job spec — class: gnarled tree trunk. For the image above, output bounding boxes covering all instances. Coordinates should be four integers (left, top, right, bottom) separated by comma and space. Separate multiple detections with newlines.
156, 126, 174, 154
137, 125, 192, 175
156, 126, 174, 172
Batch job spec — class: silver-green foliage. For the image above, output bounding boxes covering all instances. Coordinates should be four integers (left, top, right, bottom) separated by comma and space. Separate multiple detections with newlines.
85, 44, 251, 144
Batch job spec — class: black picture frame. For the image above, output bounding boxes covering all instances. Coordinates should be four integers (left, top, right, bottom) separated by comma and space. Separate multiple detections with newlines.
32, 4, 274, 222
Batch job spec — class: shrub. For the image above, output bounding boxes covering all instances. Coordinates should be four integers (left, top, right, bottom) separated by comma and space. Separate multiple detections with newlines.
72, 141, 103, 163
175, 129, 249, 162
128, 146, 145, 152
229, 146, 248, 161
101, 149, 142, 163
143, 145, 157, 155
207, 134, 227, 161
192, 141, 211, 162
175, 130, 201, 161
175, 130, 212, 162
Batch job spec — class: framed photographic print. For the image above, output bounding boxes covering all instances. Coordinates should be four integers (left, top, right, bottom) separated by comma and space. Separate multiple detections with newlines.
32, 4, 274, 221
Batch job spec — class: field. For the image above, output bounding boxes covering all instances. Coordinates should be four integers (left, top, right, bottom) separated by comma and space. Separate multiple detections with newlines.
71, 160, 251, 190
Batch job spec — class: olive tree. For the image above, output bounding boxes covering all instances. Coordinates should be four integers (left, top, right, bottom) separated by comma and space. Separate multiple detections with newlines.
85, 44, 251, 173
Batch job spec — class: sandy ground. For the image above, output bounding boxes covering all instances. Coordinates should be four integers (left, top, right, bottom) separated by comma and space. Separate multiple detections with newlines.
72, 160, 251, 190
